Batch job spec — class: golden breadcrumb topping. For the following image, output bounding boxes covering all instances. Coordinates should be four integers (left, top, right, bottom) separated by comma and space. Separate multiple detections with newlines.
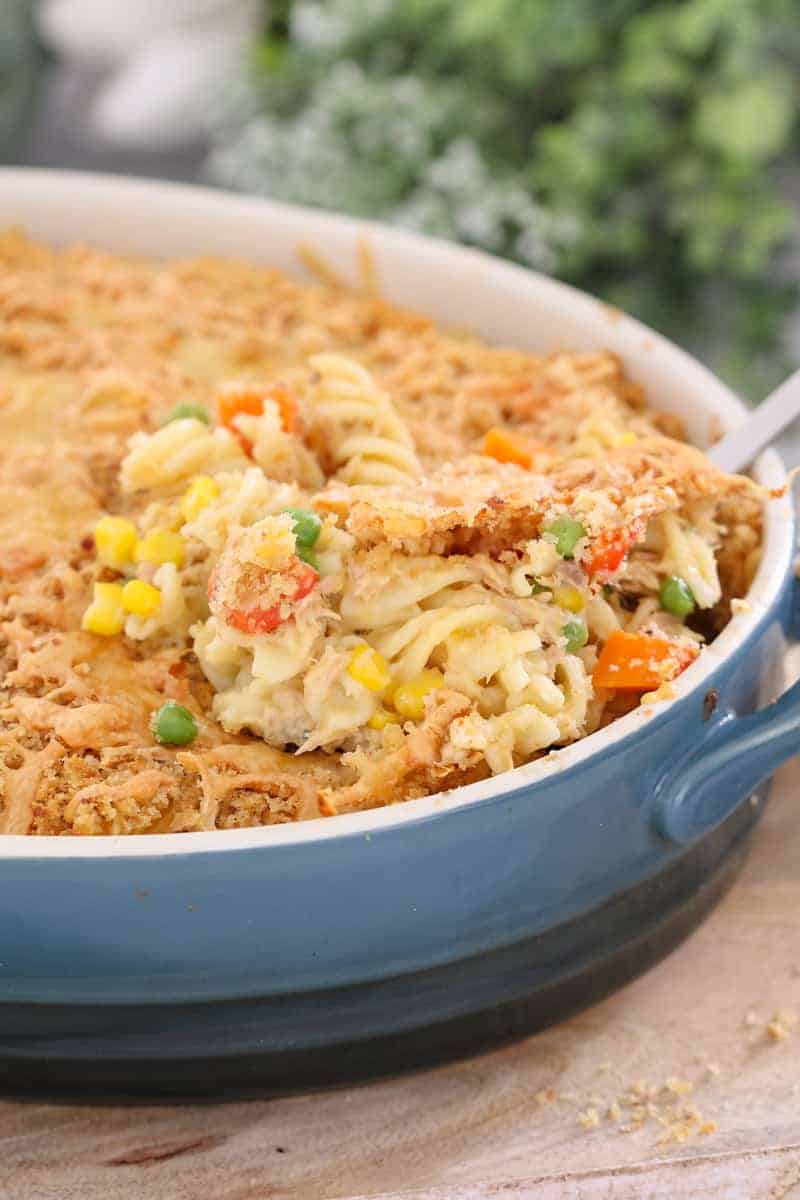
0, 231, 762, 835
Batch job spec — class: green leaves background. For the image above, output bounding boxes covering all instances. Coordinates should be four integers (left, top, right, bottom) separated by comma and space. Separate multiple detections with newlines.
209, 0, 800, 394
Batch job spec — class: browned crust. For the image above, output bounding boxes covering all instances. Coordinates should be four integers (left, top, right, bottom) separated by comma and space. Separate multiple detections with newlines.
315, 440, 752, 556
0, 230, 761, 834
321, 691, 480, 816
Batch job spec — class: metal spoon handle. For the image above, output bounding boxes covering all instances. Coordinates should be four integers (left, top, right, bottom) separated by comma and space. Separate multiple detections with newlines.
708, 367, 800, 474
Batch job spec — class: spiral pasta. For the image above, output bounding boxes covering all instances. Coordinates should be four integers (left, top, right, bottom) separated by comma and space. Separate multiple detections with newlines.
309, 353, 421, 485
339, 555, 476, 630
120, 418, 245, 493
359, 566, 590, 739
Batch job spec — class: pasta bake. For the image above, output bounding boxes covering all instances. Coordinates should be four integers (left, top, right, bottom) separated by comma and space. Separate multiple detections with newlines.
0, 233, 762, 834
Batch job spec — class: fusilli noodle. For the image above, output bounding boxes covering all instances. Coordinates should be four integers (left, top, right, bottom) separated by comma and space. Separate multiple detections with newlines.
121, 418, 244, 492
309, 353, 421, 485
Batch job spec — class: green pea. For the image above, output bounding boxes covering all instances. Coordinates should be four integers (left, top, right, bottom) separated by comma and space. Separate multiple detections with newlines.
296, 544, 320, 571
283, 507, 322, 548
563, 618, 588, 653
152, 702, 198, 746
163, 403, 211, 426
544, 516, 587, 559
659, 575, 696, 617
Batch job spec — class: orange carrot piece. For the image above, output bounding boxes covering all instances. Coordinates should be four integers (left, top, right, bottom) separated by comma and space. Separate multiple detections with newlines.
210, 558, 318, 635
218, 387, 263, 431
593, 630, 699, 691
482, 427, 534, 470
217, 382, 298, 453
585, 521, 644, 579
270, 382, 298, 434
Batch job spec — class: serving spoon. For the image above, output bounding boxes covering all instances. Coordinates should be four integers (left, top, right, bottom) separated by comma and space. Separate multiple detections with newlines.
709, 367, 800, 474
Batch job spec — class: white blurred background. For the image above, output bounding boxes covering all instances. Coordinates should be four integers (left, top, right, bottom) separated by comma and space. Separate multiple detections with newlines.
38, 0, 258, 149
11, 0, 259, 176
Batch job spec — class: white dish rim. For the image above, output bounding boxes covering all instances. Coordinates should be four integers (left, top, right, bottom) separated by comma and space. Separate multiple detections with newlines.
0, 168, 792, 858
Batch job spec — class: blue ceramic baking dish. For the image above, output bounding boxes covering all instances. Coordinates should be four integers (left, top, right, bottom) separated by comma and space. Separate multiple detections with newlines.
0, 170, 797, 1097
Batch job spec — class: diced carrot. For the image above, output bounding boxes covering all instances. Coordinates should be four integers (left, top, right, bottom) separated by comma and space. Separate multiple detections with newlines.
270, 383, 298, 434
223, 558, 318, 635
217, 382, 298, 453
226, 603, 283, 635
593, 630, 699, 691
286, 559, 318, 600
225, 602, 282, 635
482, 427, 535, 470
585, 520, 644, 579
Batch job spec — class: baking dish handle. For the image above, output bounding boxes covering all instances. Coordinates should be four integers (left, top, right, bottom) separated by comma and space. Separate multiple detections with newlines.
653, 674, 800, 845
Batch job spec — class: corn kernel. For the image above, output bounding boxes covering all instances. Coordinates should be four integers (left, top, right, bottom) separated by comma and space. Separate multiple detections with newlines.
614, 431, 638, 447
81, 582, 125, 636
391, 669, 445, 721
122, 579, 162, 618
347, 645, 391, 693
254, 531, 295, 568
94, 515, 138, 568
553, 584, 585, 613
135, 528, 185, 568
368, 708, 401, 730
180, 475, 220, 523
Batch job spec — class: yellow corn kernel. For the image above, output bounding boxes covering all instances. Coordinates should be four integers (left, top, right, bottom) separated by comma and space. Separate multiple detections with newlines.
347, 645, 391, 693
391, 669, 445, 721
368, 708, 401, 730
254, 530, 295, 568
553, 584, 585, 613
81, 582, 125, 636
122, 579, 162, 618
93, 515, 138, 568
614, 431, 638, 447
135, 528, 185, 568
180, 474, 220, 523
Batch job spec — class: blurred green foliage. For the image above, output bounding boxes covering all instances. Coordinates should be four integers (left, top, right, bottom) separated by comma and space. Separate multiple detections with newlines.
209, 0, 800, 393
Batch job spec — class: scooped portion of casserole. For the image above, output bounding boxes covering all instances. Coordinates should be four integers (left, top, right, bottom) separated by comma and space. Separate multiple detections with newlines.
0, 232, 761, 834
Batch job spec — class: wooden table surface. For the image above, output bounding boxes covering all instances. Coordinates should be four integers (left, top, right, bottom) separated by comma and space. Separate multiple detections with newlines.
4, 759, 800, 1200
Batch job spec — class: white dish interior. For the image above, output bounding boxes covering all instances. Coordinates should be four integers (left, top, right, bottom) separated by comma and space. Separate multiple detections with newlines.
0, 168, 793, 856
